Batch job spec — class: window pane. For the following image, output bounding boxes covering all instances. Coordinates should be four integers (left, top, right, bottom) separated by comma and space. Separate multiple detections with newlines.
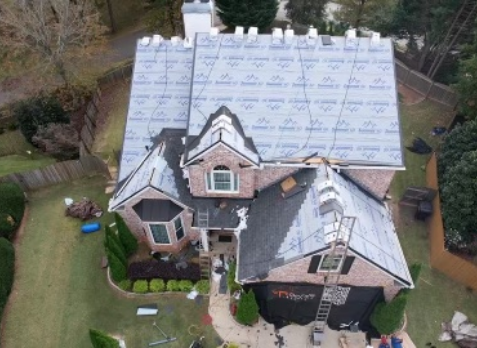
175, 218, 184, 240
150, 224, 170, 244
320, 255, 342, 271
214, 172, 231, 191
206, 173, 212, 190
233, 173, 239, 191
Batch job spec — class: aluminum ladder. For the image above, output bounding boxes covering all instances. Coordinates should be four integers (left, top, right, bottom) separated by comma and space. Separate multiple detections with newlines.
313, 216, 356, 346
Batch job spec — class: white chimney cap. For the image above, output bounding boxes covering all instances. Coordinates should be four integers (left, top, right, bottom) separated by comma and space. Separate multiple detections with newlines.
210, 27, 219, 40
151, 34, 163, 47
140, 36, 151, 46
235, 26, 244, 41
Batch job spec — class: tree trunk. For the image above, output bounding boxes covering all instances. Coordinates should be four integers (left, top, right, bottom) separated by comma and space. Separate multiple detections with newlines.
354, 0, 366, 29
55, 59, 68, 84
105, 0, 116, 34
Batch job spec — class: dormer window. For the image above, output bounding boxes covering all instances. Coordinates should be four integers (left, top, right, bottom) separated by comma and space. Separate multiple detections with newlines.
206, 165, 239, 192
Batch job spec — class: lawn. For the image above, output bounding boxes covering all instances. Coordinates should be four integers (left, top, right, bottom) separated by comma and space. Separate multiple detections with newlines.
391, 98, 477, 347
0, 130, 56, 177
1, 176, 219, 348
92, 80, 130, 164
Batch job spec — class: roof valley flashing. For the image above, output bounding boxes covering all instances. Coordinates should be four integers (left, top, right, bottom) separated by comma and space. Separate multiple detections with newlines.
117, 28, 404, 183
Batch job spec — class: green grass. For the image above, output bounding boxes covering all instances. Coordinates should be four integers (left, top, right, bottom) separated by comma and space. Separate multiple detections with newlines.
92, 81, 129, 163
391, 100, 477, 347
0, 130, 56, 177
1, 177, 219, 348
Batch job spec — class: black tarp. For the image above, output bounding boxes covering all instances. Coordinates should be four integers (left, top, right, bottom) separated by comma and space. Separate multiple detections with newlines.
244, 282, 384, 332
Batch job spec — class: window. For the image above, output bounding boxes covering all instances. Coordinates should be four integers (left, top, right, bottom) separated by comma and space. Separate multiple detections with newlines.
174, 217, 184, 241
318, 254, 344, 272
149, 224, 170, 244
206, 165, 239, 192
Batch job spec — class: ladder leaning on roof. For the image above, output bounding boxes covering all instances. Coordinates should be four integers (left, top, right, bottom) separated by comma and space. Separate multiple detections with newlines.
312, 215, 357, 347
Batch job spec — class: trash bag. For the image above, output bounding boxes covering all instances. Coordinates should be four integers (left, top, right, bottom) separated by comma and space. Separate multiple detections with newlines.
406, 137, 433, 154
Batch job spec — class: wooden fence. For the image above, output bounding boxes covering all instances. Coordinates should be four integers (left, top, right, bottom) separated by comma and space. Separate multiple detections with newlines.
426, 153, 477, 290
0, 155, 111, 191
395, 59, 458, 110
79, 61, 134, 157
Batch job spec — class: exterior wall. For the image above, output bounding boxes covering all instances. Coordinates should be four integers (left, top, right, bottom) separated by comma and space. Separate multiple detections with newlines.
183, 13, 212, 38
117, 187, 196, 253
256, 250, 404, 302
255, 166, 298, 191
188, 144, 256, 198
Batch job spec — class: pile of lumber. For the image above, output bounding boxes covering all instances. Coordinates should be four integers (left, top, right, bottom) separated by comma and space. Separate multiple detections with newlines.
65, 198, 103, 220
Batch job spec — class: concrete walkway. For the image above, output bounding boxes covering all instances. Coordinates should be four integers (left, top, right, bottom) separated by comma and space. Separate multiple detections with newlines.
208, 279, 314, 348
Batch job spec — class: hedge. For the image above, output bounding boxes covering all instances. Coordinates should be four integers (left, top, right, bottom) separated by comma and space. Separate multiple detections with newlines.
236, 289, 259, 326
149, 279, 165, 292
108, 251, 127, 283
128, 260, 200, 282
114, 213, 137, 256
104, 226, 127, 266
166, 280, 181, 292
227, 262, 242, 293
195, 280, 210, 295
133, 280, 149, 294
370, 293, 408, 334
89, 329, 119, 348
0, 182, 25, 239
0, 237, 15, 318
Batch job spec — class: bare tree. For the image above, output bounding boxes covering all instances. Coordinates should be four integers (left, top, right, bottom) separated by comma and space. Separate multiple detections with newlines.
0, 0, 108, 84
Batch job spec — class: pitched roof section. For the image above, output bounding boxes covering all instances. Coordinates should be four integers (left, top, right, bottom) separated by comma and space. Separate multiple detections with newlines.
109, 141, 181, 210
187, 32, 403, 167
238, 165, 412, 286
118, 39, 193, 182
184, 106, 260, 165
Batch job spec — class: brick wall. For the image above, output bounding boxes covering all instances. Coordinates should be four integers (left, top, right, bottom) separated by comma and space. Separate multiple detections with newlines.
255, 250, 404, 302
255, 166, 298, 191
188, 144, 256, 198
117, 187, 195, 253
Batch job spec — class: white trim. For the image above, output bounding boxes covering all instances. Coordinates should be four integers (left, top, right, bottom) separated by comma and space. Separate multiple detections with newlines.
260, 162, 405, 171
317, 254, 344, 272
185, 142, 259, 168
148, 223, 172, 245
206, 166, 239, 193
173, 215, 185, 241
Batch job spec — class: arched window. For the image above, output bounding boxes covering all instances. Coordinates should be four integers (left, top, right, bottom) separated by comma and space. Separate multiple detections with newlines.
206, 165, 239, 192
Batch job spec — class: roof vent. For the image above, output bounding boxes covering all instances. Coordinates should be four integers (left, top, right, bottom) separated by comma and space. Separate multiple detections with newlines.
210, 27, 219, 40
248, 27, 258, 42
171, 36, 181, 46
140, 36, 151, 46
151, 34, 163, 47
183, 37, 193, 48
272, 27, 284, 44
345, 28, 357, 47
234, 26, 244, 41
307, 26, 318, 45
321, 35, 332, 46
370, 31, 381, 46
284, 26, 294, 44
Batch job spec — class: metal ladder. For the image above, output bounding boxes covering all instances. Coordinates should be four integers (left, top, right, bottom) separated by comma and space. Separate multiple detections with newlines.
197, 209, 210, 279
313, 216, 356, 344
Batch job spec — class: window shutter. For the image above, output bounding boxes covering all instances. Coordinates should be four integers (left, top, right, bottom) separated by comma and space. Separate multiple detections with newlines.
341, 256, 355, 275
206, 172, 211, 190
233, 173, 239, 191
308, 255, 322, 273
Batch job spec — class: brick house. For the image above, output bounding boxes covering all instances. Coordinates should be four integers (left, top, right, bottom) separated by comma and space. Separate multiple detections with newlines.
108, 5, 412, 330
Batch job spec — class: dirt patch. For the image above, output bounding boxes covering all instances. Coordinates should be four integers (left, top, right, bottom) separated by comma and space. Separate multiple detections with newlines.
95, 79, 130, 136
399, 84, 425, 105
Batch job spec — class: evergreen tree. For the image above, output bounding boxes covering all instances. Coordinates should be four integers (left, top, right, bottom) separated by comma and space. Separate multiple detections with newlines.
454, 56, 477, 121
104, 226, 127, 266
114, 213, 138, 257
89, 329, 119, 348
236, 289, 259, 325
215, 0, 278, 31
0, 237, 15, 317
285, 0, 328, 27
370, 293, 407, 335
108, 251, 127, 283
334, 0, 394, 30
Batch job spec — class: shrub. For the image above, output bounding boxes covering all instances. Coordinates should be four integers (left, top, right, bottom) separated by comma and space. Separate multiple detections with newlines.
117, 279, 132, 291
7, 122, 19, 131
370, 293, 407, 335
115, 213, 138, 256
0, 238, 15, 318
0, 182, 25, 239
0, 127, 4, 135
149, 279, 165, 292
104, 226, 127, 266
236, 290, 259, 326
89, 328, 119, 348
179, 280, 193, 292
15, 95, 69, 144
195, 280, 210, 295
409, 263, 422, 284
166, 280, 181, 292
133, 280, 149, 293
51, 83, 94, 112
32, 123, 79, 161
128, 260, 200, 282
108, 251, 127, 283
227, 262, 242, 293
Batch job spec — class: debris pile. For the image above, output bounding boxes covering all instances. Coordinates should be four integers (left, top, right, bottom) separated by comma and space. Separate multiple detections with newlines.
440, 312, 477, 348
65, 198, 103, 220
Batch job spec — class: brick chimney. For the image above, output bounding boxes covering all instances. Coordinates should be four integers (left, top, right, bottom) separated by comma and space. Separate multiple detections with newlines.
181, 0, 214, 39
